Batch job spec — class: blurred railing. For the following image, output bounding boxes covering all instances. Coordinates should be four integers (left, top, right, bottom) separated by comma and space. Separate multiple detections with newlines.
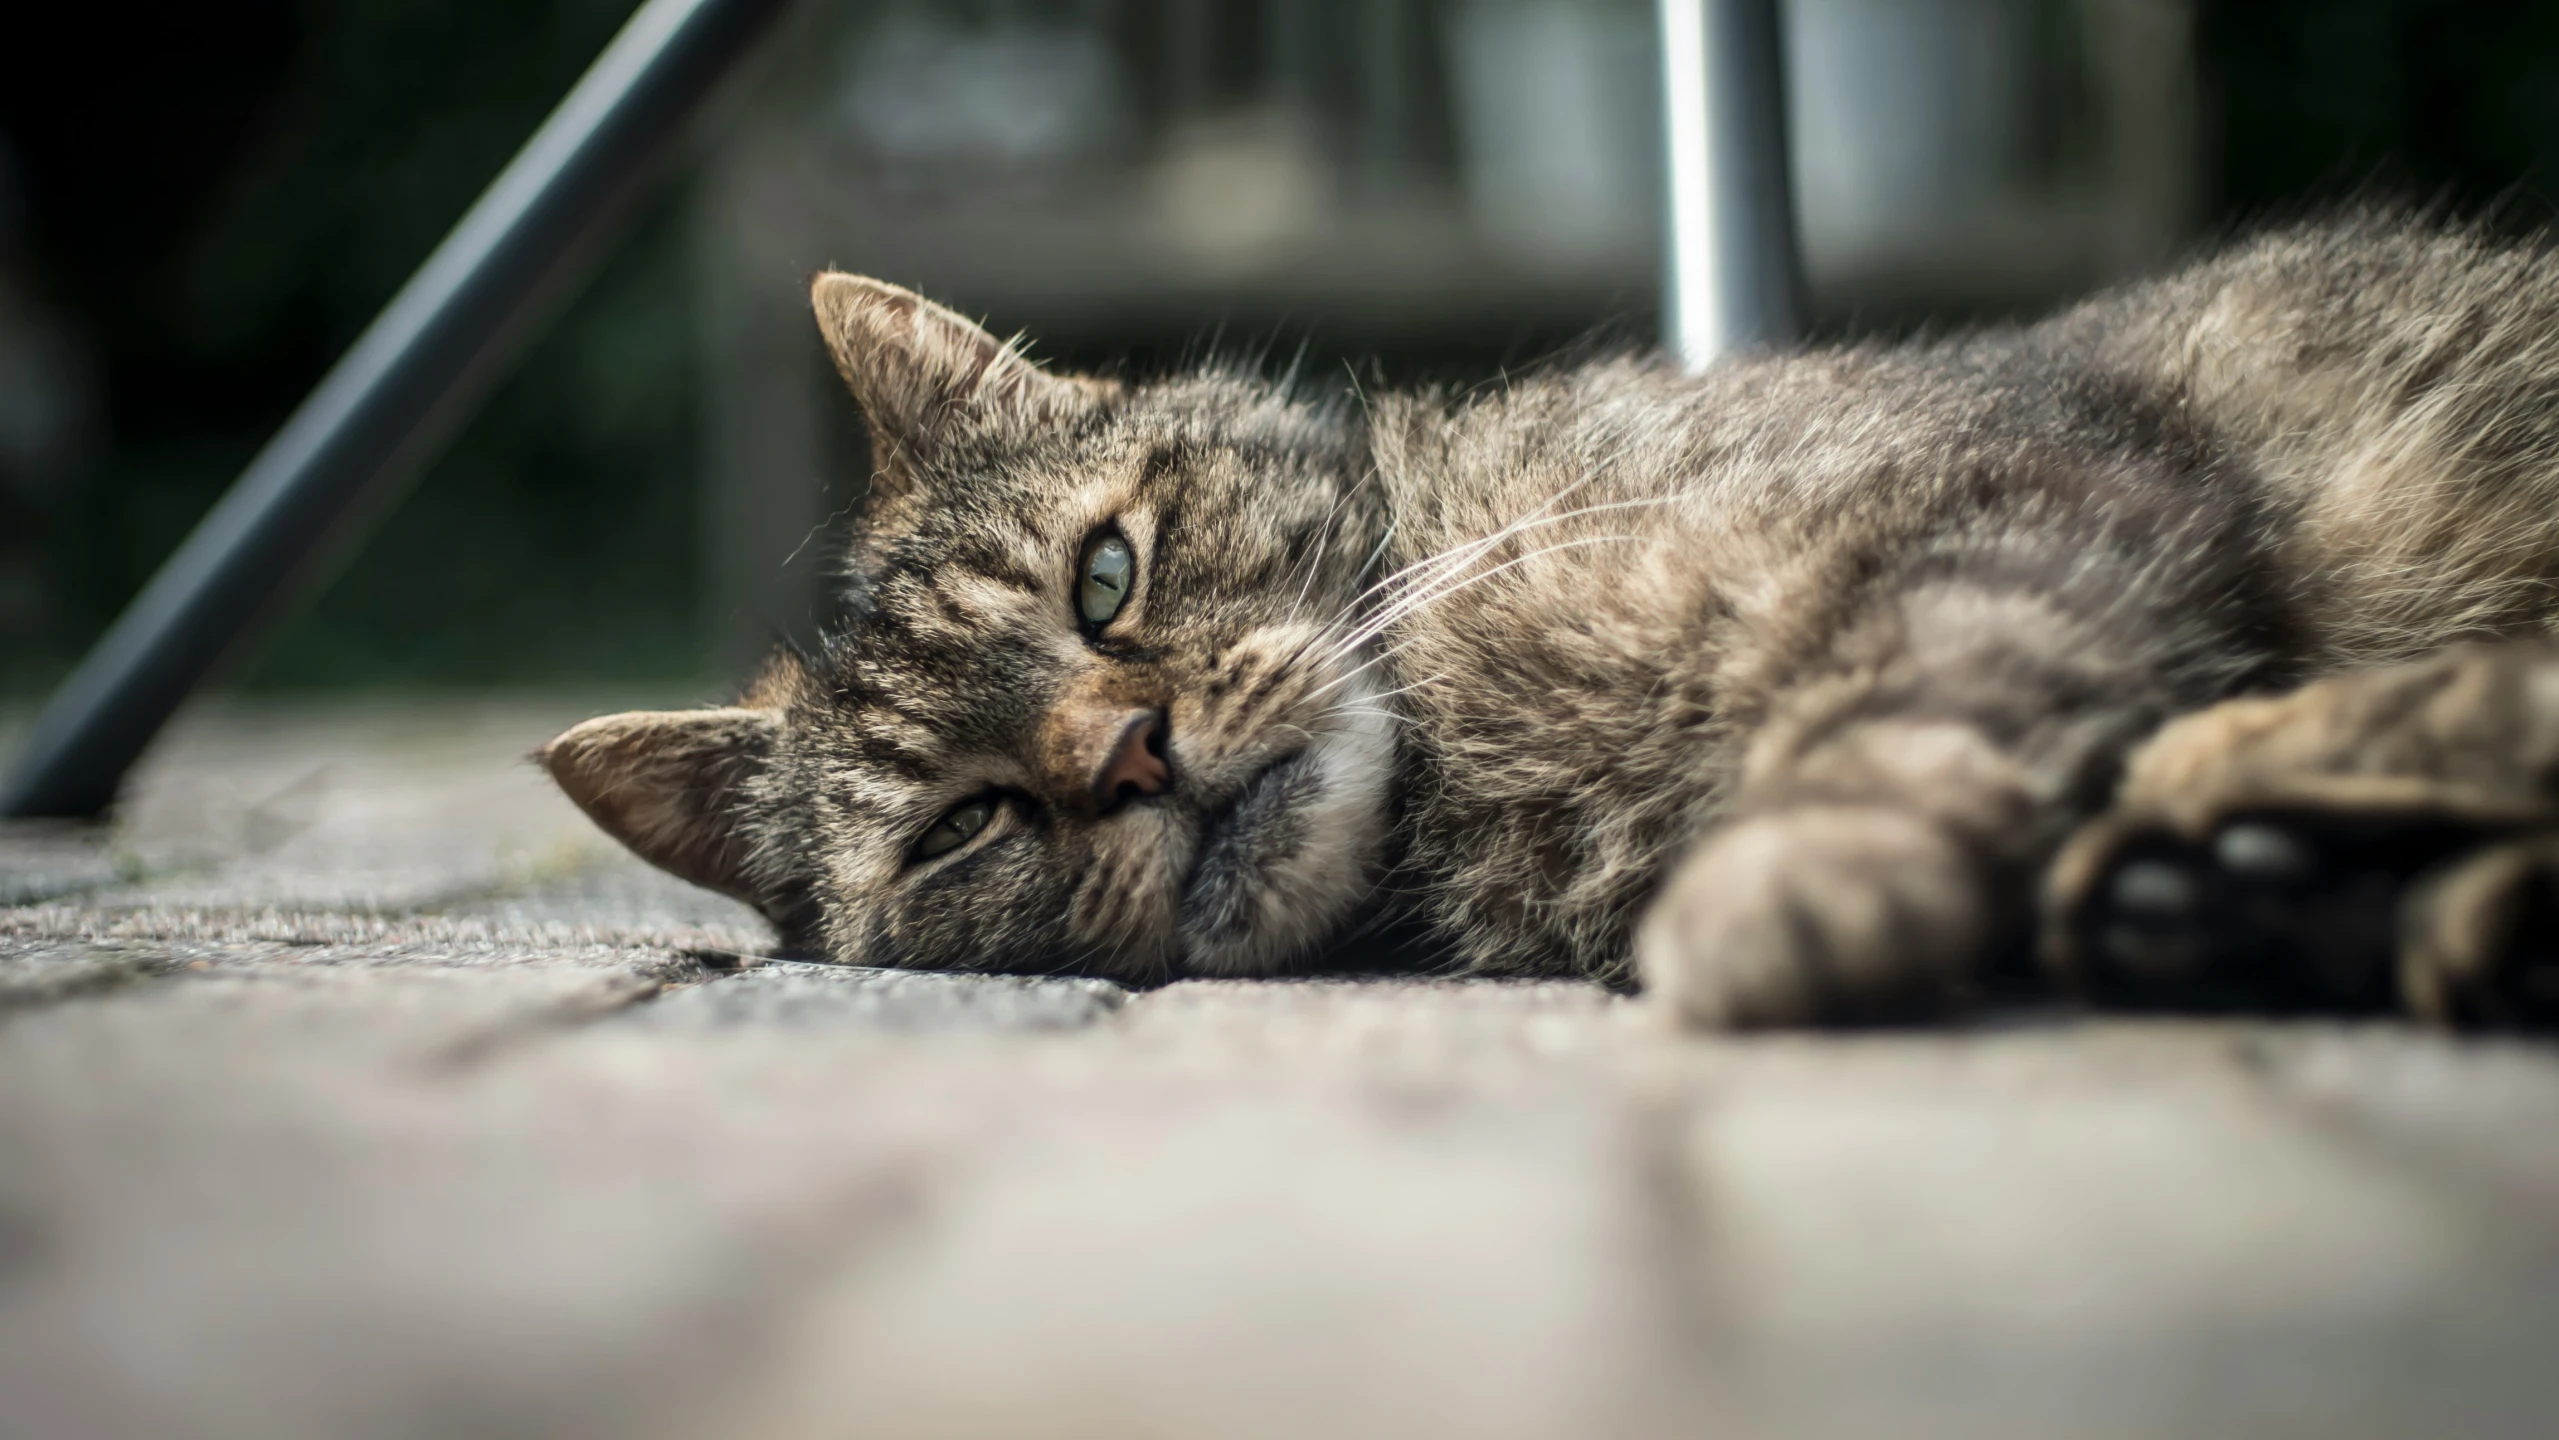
0, 0, 793, 818
2, 0, 2194, 818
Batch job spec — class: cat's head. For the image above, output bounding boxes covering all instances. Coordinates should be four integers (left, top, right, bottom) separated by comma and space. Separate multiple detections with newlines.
540, 275, 1396, 980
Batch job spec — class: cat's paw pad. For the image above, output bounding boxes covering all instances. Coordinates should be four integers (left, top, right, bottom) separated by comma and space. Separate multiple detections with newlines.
2046, 642, 2559, 1020
2052, 809, 2486, 1010
1636, 807, 1984, 1028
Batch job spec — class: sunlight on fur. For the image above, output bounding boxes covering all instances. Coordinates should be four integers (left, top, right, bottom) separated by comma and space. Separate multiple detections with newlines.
545, 215, 2559, 1029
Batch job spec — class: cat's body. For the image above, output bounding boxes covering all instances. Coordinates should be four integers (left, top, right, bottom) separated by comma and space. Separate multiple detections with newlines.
543, 216, 2559, 1025
1381, 219, 2559, 1013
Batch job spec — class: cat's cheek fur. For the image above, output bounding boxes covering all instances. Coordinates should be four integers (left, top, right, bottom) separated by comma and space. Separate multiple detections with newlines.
1065, 805, 1190, 977
1177, 682, 1398, 975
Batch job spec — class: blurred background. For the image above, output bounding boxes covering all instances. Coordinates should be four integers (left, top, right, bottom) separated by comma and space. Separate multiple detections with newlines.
3, 0, 2557, 701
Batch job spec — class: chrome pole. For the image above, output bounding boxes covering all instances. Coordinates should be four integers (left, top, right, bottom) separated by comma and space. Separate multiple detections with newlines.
1658, 0, 1804, 369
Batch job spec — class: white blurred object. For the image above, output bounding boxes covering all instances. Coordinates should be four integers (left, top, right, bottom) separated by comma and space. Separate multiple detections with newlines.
1148, 110, 1335, 273
1780, 0, 2197, 301
1447, 0, 1662, 265
1788, 0, 2028, 257
834, 14, 1128, 180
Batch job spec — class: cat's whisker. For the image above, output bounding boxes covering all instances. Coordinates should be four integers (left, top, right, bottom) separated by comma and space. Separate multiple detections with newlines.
1318, 705, 1413, 731
1318, 471, 1627, 618
1285, 463, 1384, 626
1354, 532, 1642, 650
1340, 669, 1445, 707
1285, 517, 1335, 628
1322, 530, 1486, 631
1299, 644, 1429, 708
1313, 495, 1679, 664
1322, 532, 1646, 665
1299, 607, 1484, 706
1351, 506, 1400, 590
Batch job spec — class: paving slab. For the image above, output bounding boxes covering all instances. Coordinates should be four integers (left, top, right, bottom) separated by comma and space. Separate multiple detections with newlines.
0, 821, 126, 905
0, 696, 2555, 1440
1679, 1028, 2559, 1439
634, 961, 1129, 1032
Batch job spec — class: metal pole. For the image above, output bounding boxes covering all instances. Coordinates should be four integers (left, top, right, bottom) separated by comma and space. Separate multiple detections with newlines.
2, 0, 795, 818
1658, 0, 1803, 369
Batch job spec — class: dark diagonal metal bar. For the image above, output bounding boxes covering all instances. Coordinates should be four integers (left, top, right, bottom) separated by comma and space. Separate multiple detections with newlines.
3, 0, 793, 818
1658, 0, 1803, 367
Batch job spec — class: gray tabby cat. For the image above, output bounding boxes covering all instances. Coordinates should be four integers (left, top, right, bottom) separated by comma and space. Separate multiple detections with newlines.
543, 215, 2559, 1027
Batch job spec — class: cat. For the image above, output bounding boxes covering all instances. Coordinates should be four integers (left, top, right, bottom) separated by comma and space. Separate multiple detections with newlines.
541, 213, 2559, 1027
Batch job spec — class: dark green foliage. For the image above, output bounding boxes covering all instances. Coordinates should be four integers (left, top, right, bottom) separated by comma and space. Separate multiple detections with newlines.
4, 0, 707, 692
2201, 0, 2559, 226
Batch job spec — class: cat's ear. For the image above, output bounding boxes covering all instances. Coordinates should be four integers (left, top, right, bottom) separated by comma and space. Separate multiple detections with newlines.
539, 704, 781, 914
810, 273, 1116, 453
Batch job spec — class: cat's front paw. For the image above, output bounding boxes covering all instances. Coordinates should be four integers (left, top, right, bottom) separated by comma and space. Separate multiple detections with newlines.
2401, 837, 2559, 1026
1634, 806, 1987, 1028
2045, 642, 2559, 1022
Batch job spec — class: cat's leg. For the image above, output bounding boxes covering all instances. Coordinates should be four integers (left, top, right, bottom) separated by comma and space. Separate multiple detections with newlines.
1634, 690, 2094, 1026
2400, 837, 2559, 1025
2046, 641, 2559, 1024
1635, 618, 2194, 1026
1634, 772, 2004, 1027
1633, 462, 2290, 1027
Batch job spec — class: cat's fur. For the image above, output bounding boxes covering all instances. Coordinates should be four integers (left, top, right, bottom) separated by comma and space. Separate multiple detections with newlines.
542, 214, 2559, 1025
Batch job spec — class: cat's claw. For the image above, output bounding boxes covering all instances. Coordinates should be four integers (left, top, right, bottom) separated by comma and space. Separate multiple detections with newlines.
1636, 806, 1985, 1028
2057, 811, 2443, 1009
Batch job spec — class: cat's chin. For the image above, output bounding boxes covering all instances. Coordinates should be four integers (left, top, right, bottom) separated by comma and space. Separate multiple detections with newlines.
1169, 684, 1397, 977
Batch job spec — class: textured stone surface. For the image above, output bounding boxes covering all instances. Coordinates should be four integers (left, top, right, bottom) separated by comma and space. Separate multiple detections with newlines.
0, 939, 178, 1008
1, 697, 2556, 1439
634, 961, 1128, 1032
0, 821, 123, 905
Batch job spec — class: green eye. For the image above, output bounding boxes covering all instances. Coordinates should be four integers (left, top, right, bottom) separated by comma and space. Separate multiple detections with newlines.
914, 798, 994, 861
1078, 531, 1134, 627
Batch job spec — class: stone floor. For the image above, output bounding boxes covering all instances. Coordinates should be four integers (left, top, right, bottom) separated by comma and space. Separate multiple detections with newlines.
4, 695, 2558, 1440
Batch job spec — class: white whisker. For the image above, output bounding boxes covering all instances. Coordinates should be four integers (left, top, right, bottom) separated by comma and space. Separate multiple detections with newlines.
1327, 532, 1646, 663
1316, 494, 1677, 663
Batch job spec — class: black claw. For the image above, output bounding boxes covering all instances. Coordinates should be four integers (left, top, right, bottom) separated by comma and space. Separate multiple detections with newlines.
2109, 859, 2203, 920
2214, 822, 2319, 885
2082, 851, 2229, 999
2077, 810, 2517, 1015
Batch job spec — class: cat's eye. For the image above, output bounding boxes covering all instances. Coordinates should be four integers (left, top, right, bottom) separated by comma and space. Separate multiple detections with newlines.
1078, 529, 1135, 628
913, 797, 995, 861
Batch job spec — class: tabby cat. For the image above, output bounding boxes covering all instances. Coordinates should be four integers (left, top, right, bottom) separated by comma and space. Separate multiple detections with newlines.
543, 215, 2559, 1027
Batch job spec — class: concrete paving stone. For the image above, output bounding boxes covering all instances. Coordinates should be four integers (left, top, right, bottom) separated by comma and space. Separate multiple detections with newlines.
2, 952, 672, 1056
632, 961, 1128, 1033
444, 849, 771, 941
0, 966, 971, 1440
1675, 1024, 2559, 1439
81, 695, 643, 914
0, 940, 181, 1009
0, 820, 124, 905
706, 991, 1705, 1440
2248, 1025, 2559, 1233
7, 697, 2559, 1440
0, 901, 752, 964
1, 836, 767, 958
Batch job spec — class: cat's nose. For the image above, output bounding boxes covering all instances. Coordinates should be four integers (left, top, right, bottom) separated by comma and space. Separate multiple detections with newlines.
1092, 709, 1171, 811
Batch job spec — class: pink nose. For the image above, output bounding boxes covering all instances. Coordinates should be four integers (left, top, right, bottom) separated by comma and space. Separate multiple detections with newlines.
1093, 710, 1171, 809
